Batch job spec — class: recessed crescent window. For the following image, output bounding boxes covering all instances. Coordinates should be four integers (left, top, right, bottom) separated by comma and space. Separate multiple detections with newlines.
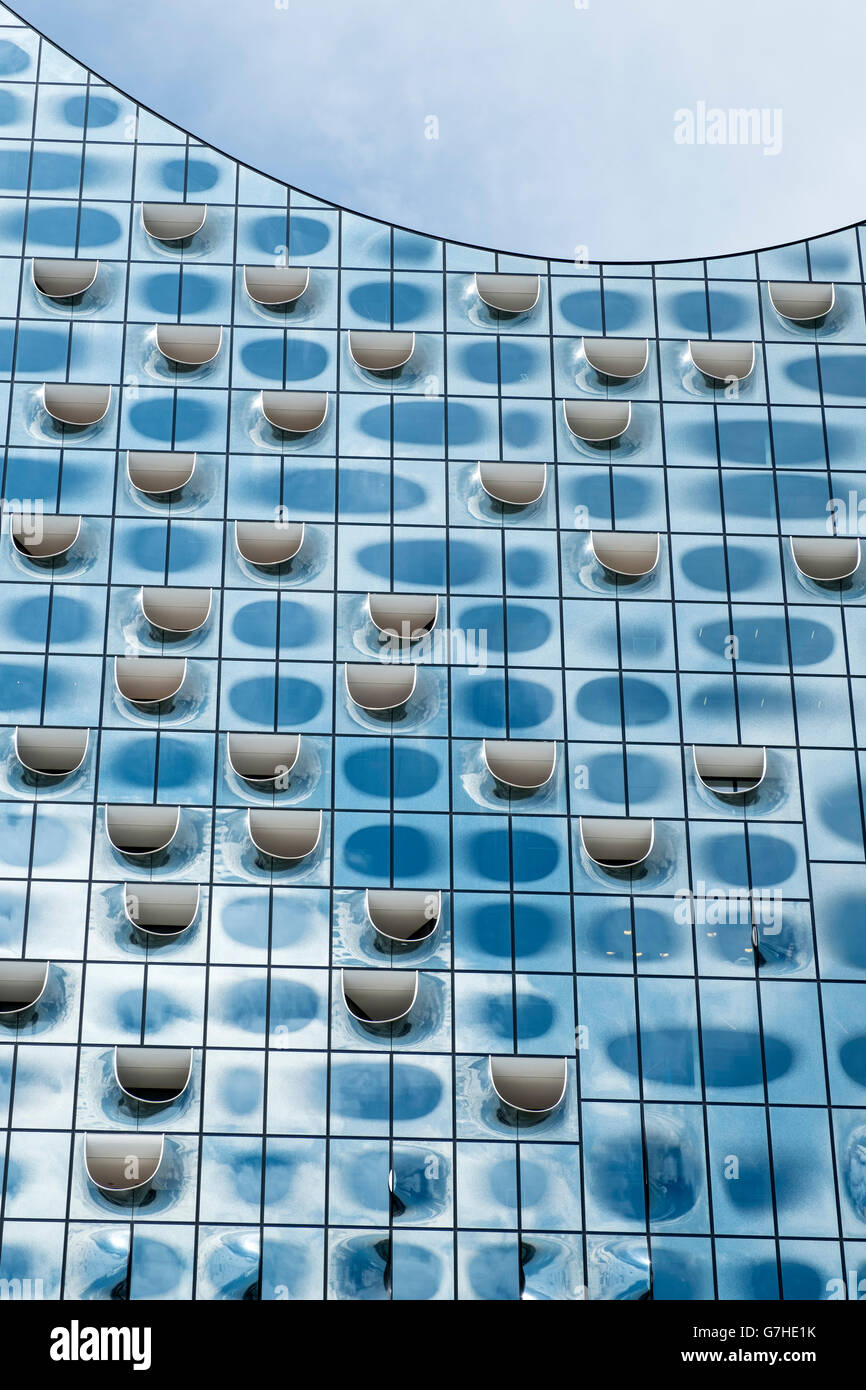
42, 383, 111, 426
790, 535, 861, 581
14, 726, 88, 776
483, 739, 556, 790
345, 663, 417, 711
84, 1132, 165, 1193
155, 324, 222, 366
591, 530, 660, 577
10, 512, 81, 559
348, 330, 415, 372
489, 1056, 568, 1114
0, 959, 49, 1013
127, 450, 196, 495
582, 338, 649, 379
687, 340, 755, 383
114, 656, 186, 705
124, 882, 199, 937
563, 399, 632, 442
140, 586, 212, 634
342, 968, 418, 1023
141, 202, 206, 241
693, 744, 767, 795
368, 593, 438, 639
580, 816, 655, 868
247, 808, 322, 860
365, 888, 441, 943
261, 390, 328, 433
234, 519, 304, 566
114, 1046, 192, 1104
768, 282, 835, 323
227, 732, 300, 783
105, 804, 180, 857
479, 461, 546, 506
32, 257, 98, 299
475, 273, 540, 314
243, 265, 310, 306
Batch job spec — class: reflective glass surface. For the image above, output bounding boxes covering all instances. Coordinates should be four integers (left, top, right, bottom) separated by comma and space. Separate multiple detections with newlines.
0, 6, 865, 1303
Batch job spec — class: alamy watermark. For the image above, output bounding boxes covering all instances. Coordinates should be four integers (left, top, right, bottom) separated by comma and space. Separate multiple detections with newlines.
827, 493, 866, 536
675, 881, 782, 932
674, 102, 783, 157
0, 1276, 43, 1299
0, 498, 44, 545
376, 621, 488, 672
50, 1321, 151, 1370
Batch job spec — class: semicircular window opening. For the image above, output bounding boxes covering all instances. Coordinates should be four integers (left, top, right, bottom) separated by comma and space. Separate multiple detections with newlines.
247, 808, 322, 860
580, 816, 654, 869
227, 732, 300, 783
141, 202, 206, 241
563, 398, 631, 442
348, 330, 415, 372
790, 535, 861, 581
693, 744, 767, 795
155, 323, 222, 366
114, 1046, 193, 1104
688, 340, 755, 383
768, 281, 835, 323
42, 383, 110, 426
114, 656, 187, 705
14, 726, 88, 777
475, 273, 540, 314
124, 882, 199, 937
0, 959, 49, 1014
345, 663, 417, 711
84, 1132, 165, 1192
234, 519, 305, 566
489, 1055, 568, 1113
105, 804, 180, 857
342, 968, 418, 1023
365, 889, 441, 944
483, 739, 556, 790
140, 586, 212, 635
261, 390, 328, 433
582, 338, 648, 380
244, 264, 309, 306
591, 530, 660, 577
478, 461, 546, 506
10, 512, 81, 560
32, 257, 98, 299
368, 593, 438, 641
127, 450, 196, 495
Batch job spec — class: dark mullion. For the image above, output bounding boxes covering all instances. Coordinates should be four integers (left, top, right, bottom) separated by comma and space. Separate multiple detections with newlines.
57, 64, 138, 1302
651, 259, 719, 1300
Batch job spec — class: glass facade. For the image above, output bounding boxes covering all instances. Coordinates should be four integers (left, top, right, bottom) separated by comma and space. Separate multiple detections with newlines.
0, 6, 865, 1303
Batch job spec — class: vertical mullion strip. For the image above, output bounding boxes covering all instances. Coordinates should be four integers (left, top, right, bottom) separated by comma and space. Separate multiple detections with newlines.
442, 243, 459, 1301
386, 220, 396, 1296
837, 230, 866, 879
57, 70, 137, 1302
651, 260, 719, 1299
547, 254, 589, 1290
705, 260, 742, 744
188, 160, 238, 1301
752, 253, 805, 1296
321, 202, 342, 1300
5, 28, 44, 1273
760, 246, 848, 1292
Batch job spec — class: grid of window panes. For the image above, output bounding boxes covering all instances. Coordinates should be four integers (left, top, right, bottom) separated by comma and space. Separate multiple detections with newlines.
1, 5, 866, 1302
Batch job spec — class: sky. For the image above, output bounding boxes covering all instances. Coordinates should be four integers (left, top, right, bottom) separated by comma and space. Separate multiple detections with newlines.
11, 0, 866, 264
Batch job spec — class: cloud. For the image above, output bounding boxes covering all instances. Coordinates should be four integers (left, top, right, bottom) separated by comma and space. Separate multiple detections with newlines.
11, 0, 866, 260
